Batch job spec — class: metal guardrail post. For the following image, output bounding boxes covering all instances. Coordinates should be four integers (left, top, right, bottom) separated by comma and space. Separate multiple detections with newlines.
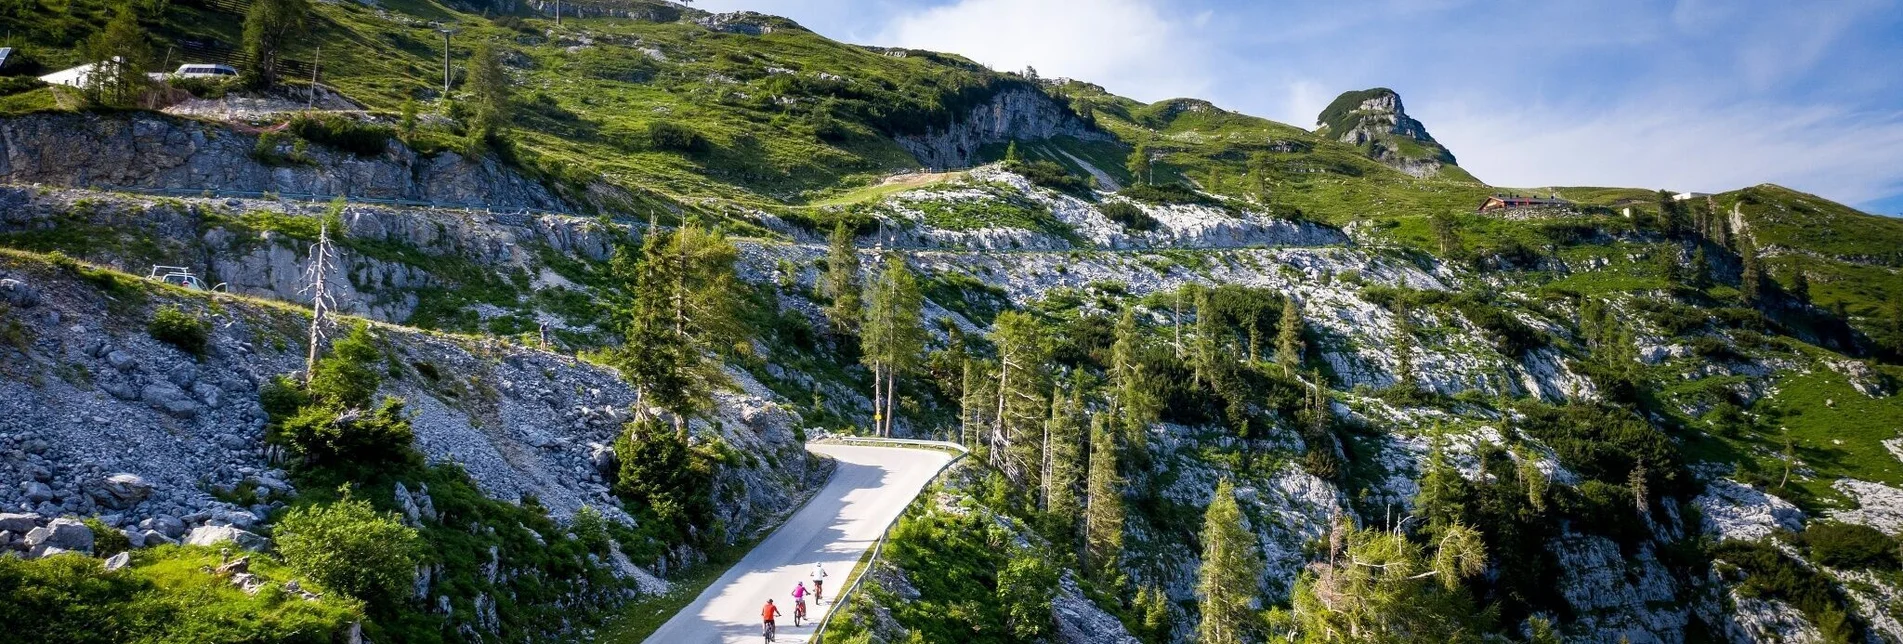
806, 436, 969, 643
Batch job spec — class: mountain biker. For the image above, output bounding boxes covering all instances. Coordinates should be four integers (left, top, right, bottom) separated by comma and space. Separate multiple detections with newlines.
810, 563, 828, 604
761, 598, 780, 641
791, 582, 808, 626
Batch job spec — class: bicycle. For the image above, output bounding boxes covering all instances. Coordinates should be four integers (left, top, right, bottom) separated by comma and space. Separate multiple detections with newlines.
763, 620, 776, 643
812, 579, 824, 606
794, 597, 807, 627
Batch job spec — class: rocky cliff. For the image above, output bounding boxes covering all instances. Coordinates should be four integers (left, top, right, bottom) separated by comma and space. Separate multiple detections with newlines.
0, 112, 567, 210
1315, 88, 1460, 179
898, 88, 1112, 169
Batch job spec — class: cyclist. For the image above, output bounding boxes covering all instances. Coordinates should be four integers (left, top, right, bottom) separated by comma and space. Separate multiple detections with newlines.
761, 598, 780, 642
791, 582, 809, 626
810, 563, 828, 605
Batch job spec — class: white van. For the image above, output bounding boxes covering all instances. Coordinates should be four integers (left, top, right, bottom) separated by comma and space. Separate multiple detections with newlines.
171, 64, 239, 79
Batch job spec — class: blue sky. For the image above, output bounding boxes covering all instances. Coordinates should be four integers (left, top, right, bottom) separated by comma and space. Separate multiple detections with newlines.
694, 0, 1903, 215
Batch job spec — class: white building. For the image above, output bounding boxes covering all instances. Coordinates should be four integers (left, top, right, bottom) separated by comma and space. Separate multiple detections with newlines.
38, 61, 106, 88
1672, 191, 1712, 202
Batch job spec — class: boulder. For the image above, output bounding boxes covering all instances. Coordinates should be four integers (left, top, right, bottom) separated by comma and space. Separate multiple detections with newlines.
184, 525, 268, 551
139, 515, 185, 539
88, 473, 155, 509
104, 551, 131, 571
0, 277, 37, 307
0, 512, 38, 534
107, 350, 138, 372
137, 530, 177, 547
25, 518, 94, 555
20, 481, 53, 504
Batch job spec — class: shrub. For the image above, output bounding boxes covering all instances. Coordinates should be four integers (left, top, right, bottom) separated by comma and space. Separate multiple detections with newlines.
148, 305, 209, 356
1099, 200, 1159, 232
647, 121, 708, 153
613, 415, 715, 541
259, 374, 311, 423
274, 492, 422, 603
277, 398, 416, 469
0, 76, 46, 97
571, 506, 612, 556
83, 517, 131, 556
286, 114, 393, 158
1801, 523, 1900, 570
308, 324, 383, 409
1002, 159, 1090, 195
167, 76, 237, 99
996, 551, 1059, 638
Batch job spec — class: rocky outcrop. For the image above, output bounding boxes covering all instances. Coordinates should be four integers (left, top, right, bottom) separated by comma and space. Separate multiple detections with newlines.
1315, 88, 1458, 178
0, 186, 619, 325
1694, 479, 1804, 541
1052, 573, 1142, 644
0, 112, 567, 210
897, 89, 1111, 169
0, 254, 817, 544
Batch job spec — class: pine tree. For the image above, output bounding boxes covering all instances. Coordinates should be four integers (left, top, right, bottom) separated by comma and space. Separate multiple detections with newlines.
1629, 459, 1650, 516
84, 6, 153, 107
1276, 296, 1304, 375
1190, 287, 1218, 388
1004, 140, 1021, 163
1654, 190, 1684, 235
1197, 479, 1262, 644
464, 40, 513, 140
1656, 244, 1682, 288
1740, 237, 1763, 304
1789, 269, 1811, 305
1135, 584, 1172, 642
1290, 518, 1487, 641
822, 221, 861, 336
861, 255, 926, 437
1413, 431, 1469, 534
1515, 445, 1549, 513
1083, 415, 1124, 578
240, 0, 308, 88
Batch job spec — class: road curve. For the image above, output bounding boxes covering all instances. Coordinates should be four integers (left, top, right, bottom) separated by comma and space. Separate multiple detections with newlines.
643, 443, 954, 644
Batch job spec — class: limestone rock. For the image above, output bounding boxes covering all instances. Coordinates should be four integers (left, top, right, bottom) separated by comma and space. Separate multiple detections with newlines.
1694, 479, 1803, 542
184, 525, 268, 551
25, 517, 94, 555
0, 513, 37, 533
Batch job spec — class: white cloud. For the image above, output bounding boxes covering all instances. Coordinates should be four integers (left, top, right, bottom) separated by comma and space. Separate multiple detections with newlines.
876, 0, 1214, 102
1427, 94, 1903, 207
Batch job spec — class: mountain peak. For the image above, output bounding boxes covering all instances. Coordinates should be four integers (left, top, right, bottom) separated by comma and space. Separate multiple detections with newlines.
1315, 88, 1459, 178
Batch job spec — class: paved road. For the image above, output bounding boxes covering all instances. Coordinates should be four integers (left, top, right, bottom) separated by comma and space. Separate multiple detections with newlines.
643, 443, 954, 644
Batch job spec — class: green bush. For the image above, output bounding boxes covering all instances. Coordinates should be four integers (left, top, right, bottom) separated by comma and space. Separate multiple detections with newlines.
647, 121, 709, 154
571, 506, 612, 556
83, 518, 131, 556
613, 416, 715, 541
148, 305, 209, 356
1714, 540, 1862, 640
996, 551, 1059, 639
277, 399, 416, 470
1801, 523, 1900, 570
259, 374, 311, 423
287, 114, 394, 158
308, 324, 383, 409
0, 76, 46, 97
168, 76, 237, 99
1099, 200, 1158, 232
1002, 159, 1090, 195
274, 492, 422, 604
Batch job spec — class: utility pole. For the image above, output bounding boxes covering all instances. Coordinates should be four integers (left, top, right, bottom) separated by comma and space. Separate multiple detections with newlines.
307, 45, 320, 110
555, 0, 561, 26
441, 30, 452, 95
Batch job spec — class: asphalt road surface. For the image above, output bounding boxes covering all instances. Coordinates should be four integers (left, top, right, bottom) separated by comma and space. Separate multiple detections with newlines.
643, 443, 955, 644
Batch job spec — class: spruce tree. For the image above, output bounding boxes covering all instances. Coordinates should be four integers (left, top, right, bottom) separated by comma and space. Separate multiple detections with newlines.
1042, 375, 1084, 535
1084, 415, 1124, 577
1196, 479, 1262, 644
1656, 244, 1682, 288
1789, 269, 1811, 305
990, 311, 1049, 483
1291, 519, 1487, 640
1111, 307, 1157, 453
861, 255, 926, 436
1276, 296, 1304, 375
613, 223, 742, 421
1690, 246, 1712, 289
822, 221, 861, 336
240, 0, 308, 88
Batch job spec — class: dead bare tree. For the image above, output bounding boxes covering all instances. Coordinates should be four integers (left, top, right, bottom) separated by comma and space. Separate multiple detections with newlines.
299, 219, 339, 383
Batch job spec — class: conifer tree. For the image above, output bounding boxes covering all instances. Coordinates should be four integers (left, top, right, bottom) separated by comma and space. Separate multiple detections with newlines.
1128, 142, 1153, 186
465, 40, 512, 140
1197, 479, 1262, 644
1110, 307, 1157, 452
1690, 246, 1712, 289
1740, 237, 1763, 304
990, 311, 1049, 481
1004, 140, 1021, 163
822, 221, 861, 336
1656, 244, 1682, 288
1084, 415, 1124, 578
241, 0, 308, 88
1191, 287, 1218, 388
1276, 296, 1304, 375
1430, 212, 1461, 256
1290, 518, 1487, 641
861, 255, 925, 436
1135, 584, 1173, 642
84, 7, 153, 107
1042, 375, 1084, 535
1514, 445, 1549, 513
1789, 269, 1811, 305
614, 223, 741, 422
